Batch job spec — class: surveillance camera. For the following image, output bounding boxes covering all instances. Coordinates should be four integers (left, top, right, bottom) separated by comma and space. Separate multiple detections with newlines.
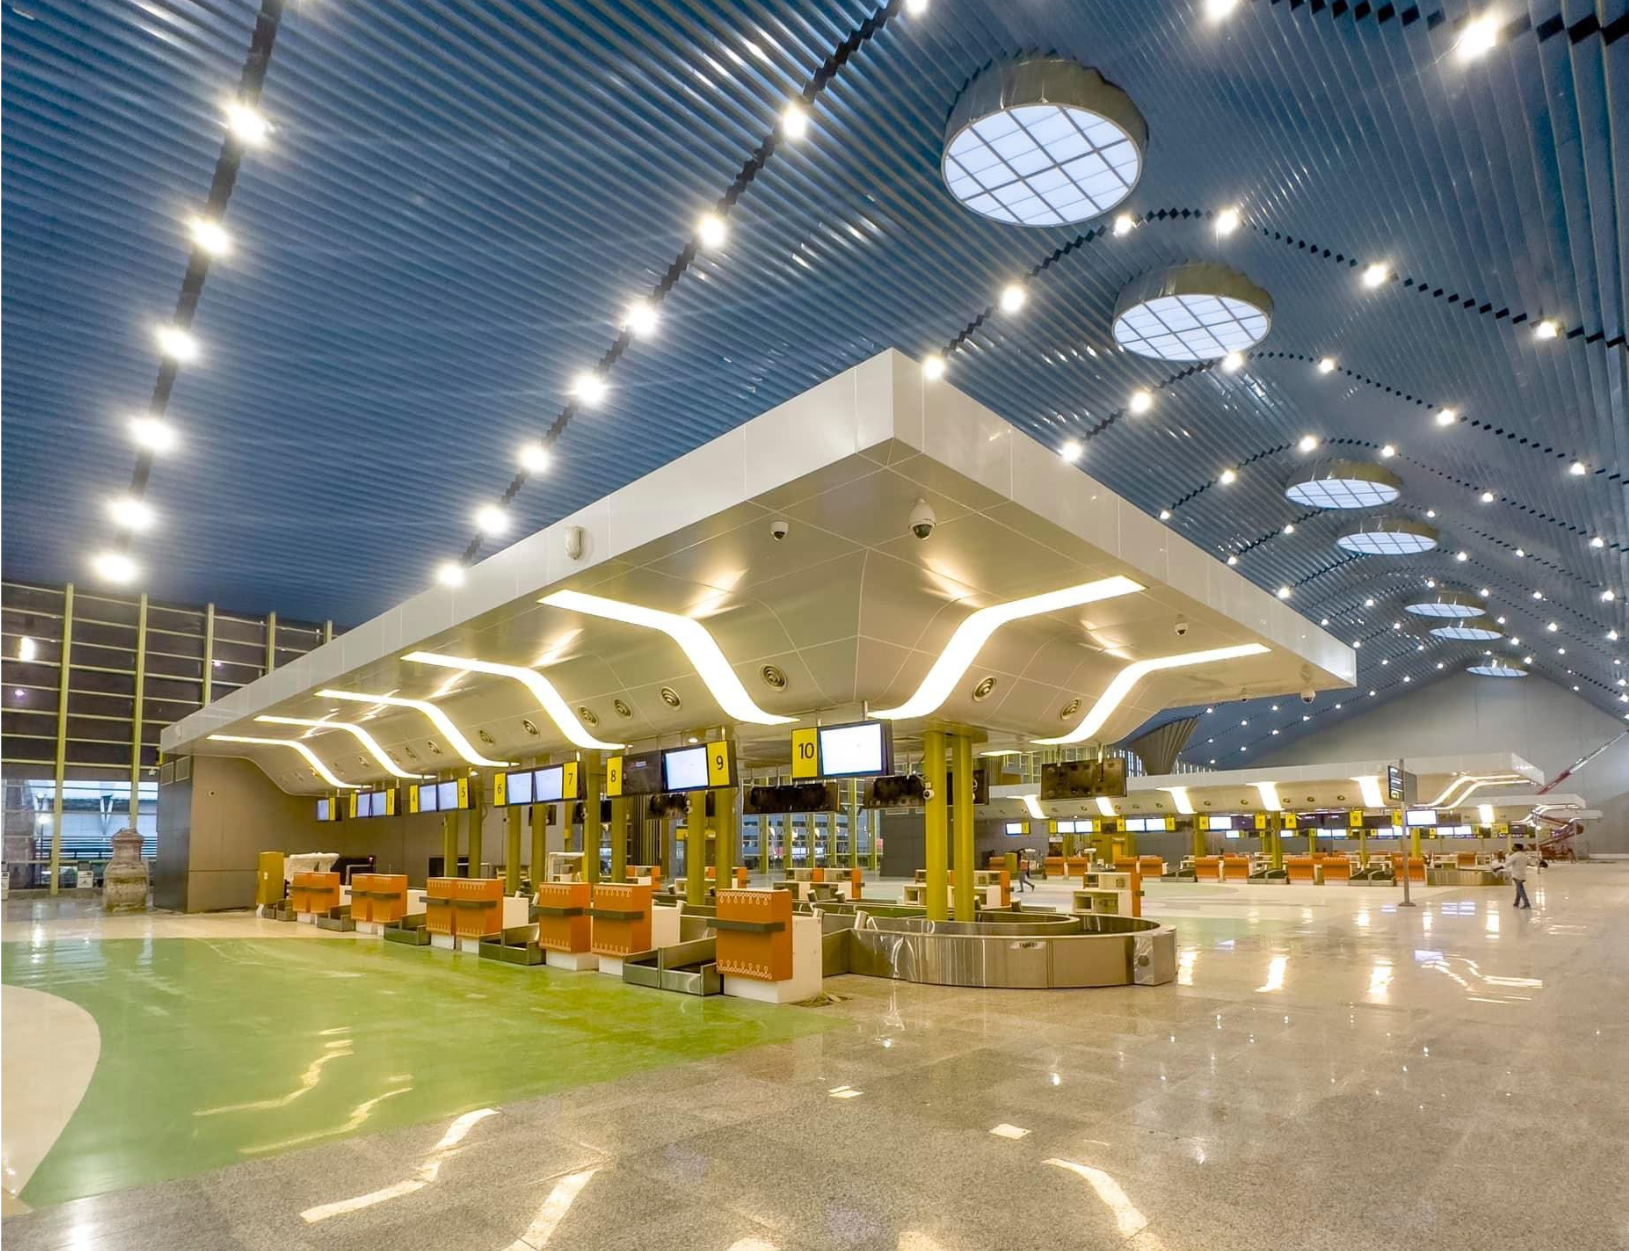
769, 518, 789, 541
1300, 688, 1316, 704
1174, 619, 1190, 638
921, 784, 935, 802
909, 498, 937, 540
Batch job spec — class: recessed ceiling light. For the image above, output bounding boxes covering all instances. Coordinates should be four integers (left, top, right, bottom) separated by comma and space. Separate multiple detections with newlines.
922, 354, 946, 381
696, 212, 727, 248
1480, 491, 1495, 503
1590, 536, 1605, 549
474, 504, 508, 536
1158, 509, 1172, 521
129, 415, 178, 454
1363, 597, 1376, 607
781, 102, 809, 139
571, 372, 608, 406
224, 101, 270, 144
1320, 617, 1330, 626
1533, 319, 1559, 340
1219, 468, 1237, 484
1113, 213, 1136, 236
1611, 630, 1621, 642
1204, 0, 1239, 18
105, 496, 154, 531
91, 551, 137, 584
436, 562, 465, 587
1221, 351, 1244, 373
1275, 585, 1291, 599
1060, 439, 1084, 463
188, 216, 231, 256
942, 58, 1147, 227
1282, 523, 1295, 535
1601, 590, 1617, 602
1353, 640, 1362, 649
1317, 356, 1336, 374
623, 299, 659, 337
1455, 13, 1500, 61
517, 441, 550, 473
1514, 547, 1525, 557
1568, 460, 1586, 477
1379, 444, 1397, 458
1215, 206, 1241, 236
1532, 591, 1543, 600
1455, 550, 1469, 562
1298, 434, 1319, 453
1435, 408, 1458, 426
1226, 554, 1238, 566
999, 283, 1027, 313
1128, 389, 1153, 414
904, 0, 928, 13
1111, 263, 1272, 362
1480, 588, 1490, 597
1426, 509, 1437, 518
1546, 621, 1558, 631
1361, 263, 1388, 288
155, 324, 198, 362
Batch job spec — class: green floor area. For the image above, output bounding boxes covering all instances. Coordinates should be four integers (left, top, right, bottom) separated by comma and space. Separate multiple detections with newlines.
2, 938, 833, 1207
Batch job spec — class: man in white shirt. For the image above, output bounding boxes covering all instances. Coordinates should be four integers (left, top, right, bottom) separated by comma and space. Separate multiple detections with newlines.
1505, 843, 1532, 909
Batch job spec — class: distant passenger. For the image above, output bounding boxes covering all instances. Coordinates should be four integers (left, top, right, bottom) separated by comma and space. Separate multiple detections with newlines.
1015, 851, 1034, 893
1505, 843, 1532, 909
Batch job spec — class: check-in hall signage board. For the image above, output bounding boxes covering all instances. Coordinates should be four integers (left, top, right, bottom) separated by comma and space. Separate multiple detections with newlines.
788, 721, 895, 781
606, 741, 738, 797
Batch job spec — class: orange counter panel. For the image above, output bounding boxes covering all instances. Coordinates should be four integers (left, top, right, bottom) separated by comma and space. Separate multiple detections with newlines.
1220, 855, 1251, 881
1285, 855, 1317, 884
350, 874, 375, 923
1319, 857, 1351, 882
535, 882, 591, 953
715, 888, 792, 982
451, 877, 504, 939
590, 882, 652, 955
425, 877, 456, 936
291, 872, 340, 915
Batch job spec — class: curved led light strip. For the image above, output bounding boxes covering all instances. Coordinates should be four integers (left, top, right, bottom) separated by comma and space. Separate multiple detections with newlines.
872, 576, 1144, 720
1095, 796, 1118, 817
1425, 773, 1528, 808
1351, 775, 1385, 809
401, 652, 625, 751
1477, 803, 1495, 826
539, 590, 793, 726
1034, 643, 1270, 745
1161, 785, 1195, 815
255, 715, 429, 780
1252, 781, 1283, 812
208, 734, 360, 789
314, 690, 513, 767
1019, 793, 1046, 820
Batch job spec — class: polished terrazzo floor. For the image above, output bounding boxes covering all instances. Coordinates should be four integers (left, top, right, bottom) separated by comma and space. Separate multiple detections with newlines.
4, 864, 1626, 1250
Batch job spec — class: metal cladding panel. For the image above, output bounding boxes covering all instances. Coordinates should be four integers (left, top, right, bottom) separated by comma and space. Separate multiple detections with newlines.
3, 0, 1625, 766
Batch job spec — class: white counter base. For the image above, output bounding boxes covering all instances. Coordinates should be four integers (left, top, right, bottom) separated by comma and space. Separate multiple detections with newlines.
723, 914, 823, 1004
545, 950, 598, 971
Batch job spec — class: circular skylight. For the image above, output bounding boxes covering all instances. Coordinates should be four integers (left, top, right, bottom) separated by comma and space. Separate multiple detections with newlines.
1112, 264, 1272, 362
1404, 590, 1485, 619
1284, 460, 1403, 510
1467, 662, 1528, 678
1336, 517, 1440, 556
942, 58, 1147, 228
1431, 623, 1504, 641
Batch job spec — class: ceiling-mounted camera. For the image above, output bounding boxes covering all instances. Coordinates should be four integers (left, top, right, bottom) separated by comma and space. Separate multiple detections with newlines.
909, 498, 937, 540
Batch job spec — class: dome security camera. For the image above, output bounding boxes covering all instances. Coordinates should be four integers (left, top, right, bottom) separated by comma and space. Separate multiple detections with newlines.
769, 518, 790, 541
1300, 688, 1316, 704
1174, 618, 1190, 638
909, 498, 937, 540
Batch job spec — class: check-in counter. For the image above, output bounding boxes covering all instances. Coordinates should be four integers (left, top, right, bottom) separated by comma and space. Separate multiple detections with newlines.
535, 882, 595, 969
291, 871, 341, 921
1317, 853, 1353, 882
715, 888, 822, 1003
589, 883, 677, 975
1285, 855, 1317, 884
916, 868, 1009, 908
1114, 856, 1165, 880
1389, 853, 1427, 883
1043, 855, 1092, 879
627, 864, 662, 889
350, 874, 410, 932
425, 878, 456, 940
1220, 855, 1251, 881
1191, 855, 1222, 881
705, 866, 750, 888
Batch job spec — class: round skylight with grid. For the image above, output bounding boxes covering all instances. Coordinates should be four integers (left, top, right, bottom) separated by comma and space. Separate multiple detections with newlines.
1467, 662, 1528, 678
1112, 264, 1272, 362
1284, 461, 1402, 510
1404, 590, 1485, 619
942, 58, 1146, 228
1431, 623, 1504, 641
1336, 517, 1439, 556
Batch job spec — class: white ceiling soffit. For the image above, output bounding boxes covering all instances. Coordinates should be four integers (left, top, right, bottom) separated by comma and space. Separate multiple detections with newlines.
165, 351, 1353, 793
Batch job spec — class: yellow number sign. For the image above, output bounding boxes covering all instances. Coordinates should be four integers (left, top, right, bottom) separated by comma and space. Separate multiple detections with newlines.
606, 755, 624, 798
790, 729, 820, 780
494, 772, 508, 806
561, 762, 579, 800
707, 740, 733, 788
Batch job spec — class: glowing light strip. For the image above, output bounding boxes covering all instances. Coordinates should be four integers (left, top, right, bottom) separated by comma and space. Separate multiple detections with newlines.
1351, 775, 1385, 808
1477, 803, 1495, 825
1444, 777, 1530, 808
208, 734, 360, 788
872, 576, 1143, 719
1252, 781, 1282, 812
1095, 796, 1117, 817
539, 590, 794, 725
1161, 785, 1195, 815
1425, 773, 1526, 808
255, 715, 429, 779
1034, 643, 1271, 745
401, 652, 625, 751
1019, 793, 1045, 820
314, 690, 512, 767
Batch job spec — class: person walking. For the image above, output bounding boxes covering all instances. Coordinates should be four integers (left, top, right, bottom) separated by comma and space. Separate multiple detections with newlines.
1505, 843, 1532, 909
1016, 849, 1035, 893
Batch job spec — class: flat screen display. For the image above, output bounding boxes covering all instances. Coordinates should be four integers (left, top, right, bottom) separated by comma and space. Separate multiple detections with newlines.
533, 765, 564, 803
818, 722, 892, 778
417, 782, 438, 813
663, 746, 709, 792
1206, 815, 1234, 831
1055, 819, 1075, 834
1004, 821, 1025, 835
316, 798, 330, 822
1405, 809, 1436, 828
506, 770, 534, 806
436, 780, 459, 811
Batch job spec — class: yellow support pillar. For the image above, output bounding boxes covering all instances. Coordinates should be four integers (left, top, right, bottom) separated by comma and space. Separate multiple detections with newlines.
922, 730, 948, 921
580, 753, 602, 886
848, 780, 860, 870
1191, 822, 1205, 860
686, 801, 706, 906
1271, 818, 1285, 870
529, 799, 547, 887
505, 805, 522, 894
610, 796, 630, 882
1306, 820, 1317, 856
49, 583, 75, 896
442, 795, 458, 878
466, 780, 483, 877
951, 734, 975, 921
715, 785, 737, 888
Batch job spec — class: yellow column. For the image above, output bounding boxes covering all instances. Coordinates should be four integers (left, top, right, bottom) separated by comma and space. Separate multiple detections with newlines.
849, 780, 860, 870
951, 734, 975, 920
529, 800, 546, 887
686, 798, 706, 906
505, 805, 522, 894
580, 753, 602, 886
715, 785, 737, 889
466, 780, 483, 877
1191, 822, 1205, 860
1306, 820, 1316, 856
1271, 817, 1285, 870
922, 730, 948, 920
610, 796, 630, 882
441, 797, 458, 877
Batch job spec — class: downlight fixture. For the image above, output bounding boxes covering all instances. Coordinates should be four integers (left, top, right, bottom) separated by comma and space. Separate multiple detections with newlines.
1337, 517, 1440, 557
1404, 589, 1485, 620
1284, 460, 1402, 510
1111, 263, 1272, 362
942, 57, 1146, 227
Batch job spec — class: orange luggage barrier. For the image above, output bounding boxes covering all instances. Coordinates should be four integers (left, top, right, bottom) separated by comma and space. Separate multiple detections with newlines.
715, 888, 792, 981
425, 877, 456, 936
590, 882, 652, 955
291, 872, 340, 915
535, 882, 591, 952
451, 877, 504, 939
